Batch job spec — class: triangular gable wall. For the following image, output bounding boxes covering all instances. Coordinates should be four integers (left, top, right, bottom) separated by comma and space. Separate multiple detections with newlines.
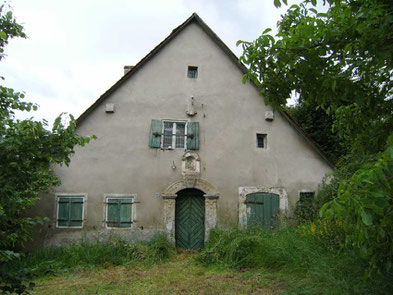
76, 13, 333, 167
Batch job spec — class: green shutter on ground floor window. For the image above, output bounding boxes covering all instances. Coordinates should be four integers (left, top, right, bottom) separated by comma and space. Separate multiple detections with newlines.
187, 122, 199, 150
58, 197, 83, 227
107, 198, 132, 228
246, 193, 279, 227
149, 119, 162, 148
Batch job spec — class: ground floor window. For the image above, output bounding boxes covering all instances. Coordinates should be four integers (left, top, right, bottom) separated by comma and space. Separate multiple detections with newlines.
56, 195, 85, 228
105, 196, 134, 228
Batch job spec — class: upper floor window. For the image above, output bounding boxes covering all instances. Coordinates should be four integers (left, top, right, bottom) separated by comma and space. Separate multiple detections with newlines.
163, 121, 187, 149
148, 119, 199, 150
187, 66, 198, 78
256, 133, 267, 148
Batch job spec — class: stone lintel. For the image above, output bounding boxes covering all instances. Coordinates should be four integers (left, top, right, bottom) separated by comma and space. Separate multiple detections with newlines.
204, 194, 219, 199
161, 194, 177, 199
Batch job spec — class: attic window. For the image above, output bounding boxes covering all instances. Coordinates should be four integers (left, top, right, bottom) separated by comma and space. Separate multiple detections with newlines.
187, 66, 198, 78
256, 134, 267, 148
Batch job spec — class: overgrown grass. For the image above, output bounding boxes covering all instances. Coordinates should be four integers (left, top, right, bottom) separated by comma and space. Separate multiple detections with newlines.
197, 226, 393, 295
8, 234, 175, 278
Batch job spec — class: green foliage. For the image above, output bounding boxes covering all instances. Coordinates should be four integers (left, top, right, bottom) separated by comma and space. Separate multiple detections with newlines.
294, 193, 318, 222
0, 3, 25, 62
321, 136, 393, 274
0, 3, 94, 294
198, 227, 393, 294
239, 0, 393, 155
287, 101, 345, 164
239, 0, 393, 274
2, 235, 175, 279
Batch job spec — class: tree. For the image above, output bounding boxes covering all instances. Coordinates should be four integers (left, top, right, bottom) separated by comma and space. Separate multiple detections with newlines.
238, 0, 393, 273
0, 4, 94, 293
287, 101, 345, 164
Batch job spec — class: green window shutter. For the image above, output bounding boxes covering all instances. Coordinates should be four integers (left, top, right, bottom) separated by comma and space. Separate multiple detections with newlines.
246, 193, 279, 227
69, 198, 83, 226
107, 198, 132, 228
58, 197, 70, 226
107, 199, 120, 227
149, 119, 162, 148
187, 122, 199, 150
119, 199, 132, 228
58, 197, 83, 227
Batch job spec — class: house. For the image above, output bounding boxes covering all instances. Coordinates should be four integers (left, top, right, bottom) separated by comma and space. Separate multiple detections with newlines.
30, 13, 332, 249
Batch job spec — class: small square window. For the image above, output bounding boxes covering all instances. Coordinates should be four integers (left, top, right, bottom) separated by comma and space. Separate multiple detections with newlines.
106, 196, 134, 228
188, 66, 198, 78
56, 195, 85, 228
299, 192, 315, 202
256, 134, 266, 148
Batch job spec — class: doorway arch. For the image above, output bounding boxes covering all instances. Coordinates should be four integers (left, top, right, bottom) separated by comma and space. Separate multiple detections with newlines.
162, 178, 219, 245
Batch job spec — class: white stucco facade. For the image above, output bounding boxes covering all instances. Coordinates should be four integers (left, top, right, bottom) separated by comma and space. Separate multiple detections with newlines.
30, 14, 332, 248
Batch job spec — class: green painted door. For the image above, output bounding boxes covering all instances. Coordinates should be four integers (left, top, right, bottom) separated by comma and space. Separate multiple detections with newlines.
175, 189, 205, 249
246, 192, 279, 227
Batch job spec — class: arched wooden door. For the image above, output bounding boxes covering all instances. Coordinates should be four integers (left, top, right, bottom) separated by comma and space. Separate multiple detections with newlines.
246, 192, 279, 227
175, 189, 205, 249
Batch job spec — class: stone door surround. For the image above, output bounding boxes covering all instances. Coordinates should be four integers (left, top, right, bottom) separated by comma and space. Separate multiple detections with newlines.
162, 178, 219, 244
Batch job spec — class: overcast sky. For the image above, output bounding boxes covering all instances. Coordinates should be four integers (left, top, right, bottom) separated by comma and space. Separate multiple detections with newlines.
2, 0, 304, 125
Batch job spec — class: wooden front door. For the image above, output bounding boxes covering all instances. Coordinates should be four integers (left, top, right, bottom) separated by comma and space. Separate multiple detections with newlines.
246, 192, 279, 227
175, 189, 205, 249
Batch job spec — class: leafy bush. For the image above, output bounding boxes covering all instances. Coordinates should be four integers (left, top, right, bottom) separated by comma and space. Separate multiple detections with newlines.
321, 136, 393, 274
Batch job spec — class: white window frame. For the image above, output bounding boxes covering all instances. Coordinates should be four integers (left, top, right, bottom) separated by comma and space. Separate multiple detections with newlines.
161, 119, 188, 150
104, 194, 136, 229
55, 193, 87, 229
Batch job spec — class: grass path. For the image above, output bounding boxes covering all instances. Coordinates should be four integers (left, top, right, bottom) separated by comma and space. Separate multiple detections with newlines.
31, 252, 283, 295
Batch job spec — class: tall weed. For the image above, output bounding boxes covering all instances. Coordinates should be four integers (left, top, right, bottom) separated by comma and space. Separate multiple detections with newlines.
197, 226, 393, 295
7, 234, 174, 278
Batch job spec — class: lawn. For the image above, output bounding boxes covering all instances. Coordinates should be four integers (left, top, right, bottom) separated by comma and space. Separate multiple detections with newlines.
31, 252, 282, 295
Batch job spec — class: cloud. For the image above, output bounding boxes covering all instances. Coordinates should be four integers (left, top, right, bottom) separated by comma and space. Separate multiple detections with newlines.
3, 0, 306, 125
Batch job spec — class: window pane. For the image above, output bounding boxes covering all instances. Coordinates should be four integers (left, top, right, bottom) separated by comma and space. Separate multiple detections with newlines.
256, 134, 266, 148
163, 122, 173, 148
188, 66, 198, 78
175, 123, 186, 148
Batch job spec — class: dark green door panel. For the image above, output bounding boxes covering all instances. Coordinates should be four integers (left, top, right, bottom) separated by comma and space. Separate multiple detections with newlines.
175, 189, 205, 249
246, 192, 279, 227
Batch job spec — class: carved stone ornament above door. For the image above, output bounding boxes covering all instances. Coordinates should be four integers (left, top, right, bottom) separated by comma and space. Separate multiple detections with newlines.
181, 152, 200, 176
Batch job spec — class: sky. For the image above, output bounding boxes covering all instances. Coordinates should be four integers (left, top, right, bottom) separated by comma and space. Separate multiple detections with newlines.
2, 0, 304, 125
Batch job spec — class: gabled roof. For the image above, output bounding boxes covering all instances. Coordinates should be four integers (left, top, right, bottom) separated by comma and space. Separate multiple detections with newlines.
76, 13, 333, 168
76, 13, 246, 125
